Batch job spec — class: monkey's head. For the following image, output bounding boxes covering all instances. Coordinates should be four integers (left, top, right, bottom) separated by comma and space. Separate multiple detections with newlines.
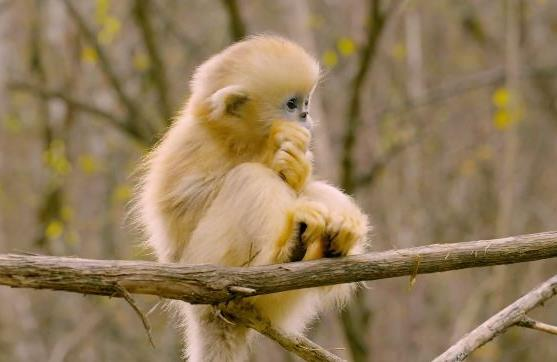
189, 35, 320, 142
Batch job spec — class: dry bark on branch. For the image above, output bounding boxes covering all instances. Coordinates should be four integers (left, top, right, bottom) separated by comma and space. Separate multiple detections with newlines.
433, 274, 557, 362
1, 231, 556, 362
0, 231, 556, 304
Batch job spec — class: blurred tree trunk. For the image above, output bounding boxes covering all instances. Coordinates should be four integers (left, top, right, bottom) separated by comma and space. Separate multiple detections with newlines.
340, 1, 386, 360
489, 0, 526, 357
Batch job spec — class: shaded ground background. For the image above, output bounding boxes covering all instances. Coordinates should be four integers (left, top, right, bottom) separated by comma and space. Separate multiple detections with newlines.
0, 0, 556, 361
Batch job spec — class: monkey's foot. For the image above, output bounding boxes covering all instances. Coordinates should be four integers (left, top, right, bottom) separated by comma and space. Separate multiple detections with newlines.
277, 201, 367, 262
274, 200, 328, 262
268, 121, 312, 193
323, 212, 368, 257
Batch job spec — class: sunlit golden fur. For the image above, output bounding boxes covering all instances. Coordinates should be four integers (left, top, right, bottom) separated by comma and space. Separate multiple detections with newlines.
136, 35, 369, 361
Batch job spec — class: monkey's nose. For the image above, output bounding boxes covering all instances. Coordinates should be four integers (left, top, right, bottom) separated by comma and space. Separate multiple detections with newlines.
300, 112, 308, 120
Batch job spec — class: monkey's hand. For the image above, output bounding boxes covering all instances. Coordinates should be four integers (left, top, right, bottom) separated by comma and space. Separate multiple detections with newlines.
275, 200, 367, 263
268, 120, 312, 193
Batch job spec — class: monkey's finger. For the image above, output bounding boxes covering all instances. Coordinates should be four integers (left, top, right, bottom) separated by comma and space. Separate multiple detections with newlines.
279, 142, 311, 166
272, 122, 311, 151
303, 239, 325, 260
283, 126, 311, 152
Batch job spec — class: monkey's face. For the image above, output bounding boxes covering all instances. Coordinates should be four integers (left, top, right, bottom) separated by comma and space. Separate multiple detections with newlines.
193, 36, 320, 143
282, 93, 312, 128
253, 89, 314, 132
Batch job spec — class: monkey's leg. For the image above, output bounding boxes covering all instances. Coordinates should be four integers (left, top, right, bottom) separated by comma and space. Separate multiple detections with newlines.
178, 303, 252, 362
181, 162, 324, 361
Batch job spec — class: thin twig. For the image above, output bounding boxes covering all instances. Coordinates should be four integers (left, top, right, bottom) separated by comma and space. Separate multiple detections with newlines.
7, 81, 146, 145
114, 282, 156, 348
370, 64, 557, 121
516, 316, 557, 336
355, 63, 557, 188
433, 274, 557, 362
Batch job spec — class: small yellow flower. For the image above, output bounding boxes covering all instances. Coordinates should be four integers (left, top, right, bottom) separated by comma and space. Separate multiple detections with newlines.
337, 37, 356, 56
391, 43, 406, 61
78, 154, 100, 175
98, 16, 121, 45
113, 184, 132, 203
45, 220, 64, 240
494, 110, 513, 130
322, 50, 338, 68
133, 53, 151, 71
81, 46, 98, 64
492, 87, 510, 108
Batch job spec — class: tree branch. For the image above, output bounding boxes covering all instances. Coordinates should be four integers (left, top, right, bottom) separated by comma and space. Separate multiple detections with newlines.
62, 0, 150, 142
433, 274, 557, 362
132, 0, 172, 125
1, 231, 556, 362
7, 81, 147, 145
516, 316, 557, 336
220, 0, 246, 42
0, 231, 556, 304
341, 0, 386, 193
371, 64, 557, 121
224, 301, 345, 362
354, 63, 557, 188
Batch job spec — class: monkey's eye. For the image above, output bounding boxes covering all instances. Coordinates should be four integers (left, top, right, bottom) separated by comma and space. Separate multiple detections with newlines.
286, 97, 298, 111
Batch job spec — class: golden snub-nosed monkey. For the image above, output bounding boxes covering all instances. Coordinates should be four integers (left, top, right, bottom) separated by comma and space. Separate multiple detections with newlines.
136, 35, 369, 362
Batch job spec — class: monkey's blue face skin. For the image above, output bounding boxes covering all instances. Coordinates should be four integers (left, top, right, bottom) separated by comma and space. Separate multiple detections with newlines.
283, 94, 312, 129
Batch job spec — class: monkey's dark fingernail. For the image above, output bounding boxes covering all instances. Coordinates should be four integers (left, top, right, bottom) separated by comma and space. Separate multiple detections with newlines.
324, 249, 342, 258
329, 231, 340, 242
290, 239, 307, 262
324, 234, 332, 250
299, 223, 308, 235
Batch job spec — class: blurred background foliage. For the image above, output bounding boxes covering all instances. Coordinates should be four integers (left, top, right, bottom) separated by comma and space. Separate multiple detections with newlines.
1, 0, 557, 361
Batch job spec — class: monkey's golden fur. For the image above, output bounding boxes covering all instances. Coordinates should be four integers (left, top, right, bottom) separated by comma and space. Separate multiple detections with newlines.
137, 35, 369, 361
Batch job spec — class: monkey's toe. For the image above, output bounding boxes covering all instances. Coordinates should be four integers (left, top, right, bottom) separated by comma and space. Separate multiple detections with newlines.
324, 214, 367, 257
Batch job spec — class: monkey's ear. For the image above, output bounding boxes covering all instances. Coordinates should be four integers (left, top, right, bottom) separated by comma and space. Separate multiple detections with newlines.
209, 85, 249, 119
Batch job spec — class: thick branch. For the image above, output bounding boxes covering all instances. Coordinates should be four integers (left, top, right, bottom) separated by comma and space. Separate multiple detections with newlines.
433, 274, 557, 362
0, 231, 556, 304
